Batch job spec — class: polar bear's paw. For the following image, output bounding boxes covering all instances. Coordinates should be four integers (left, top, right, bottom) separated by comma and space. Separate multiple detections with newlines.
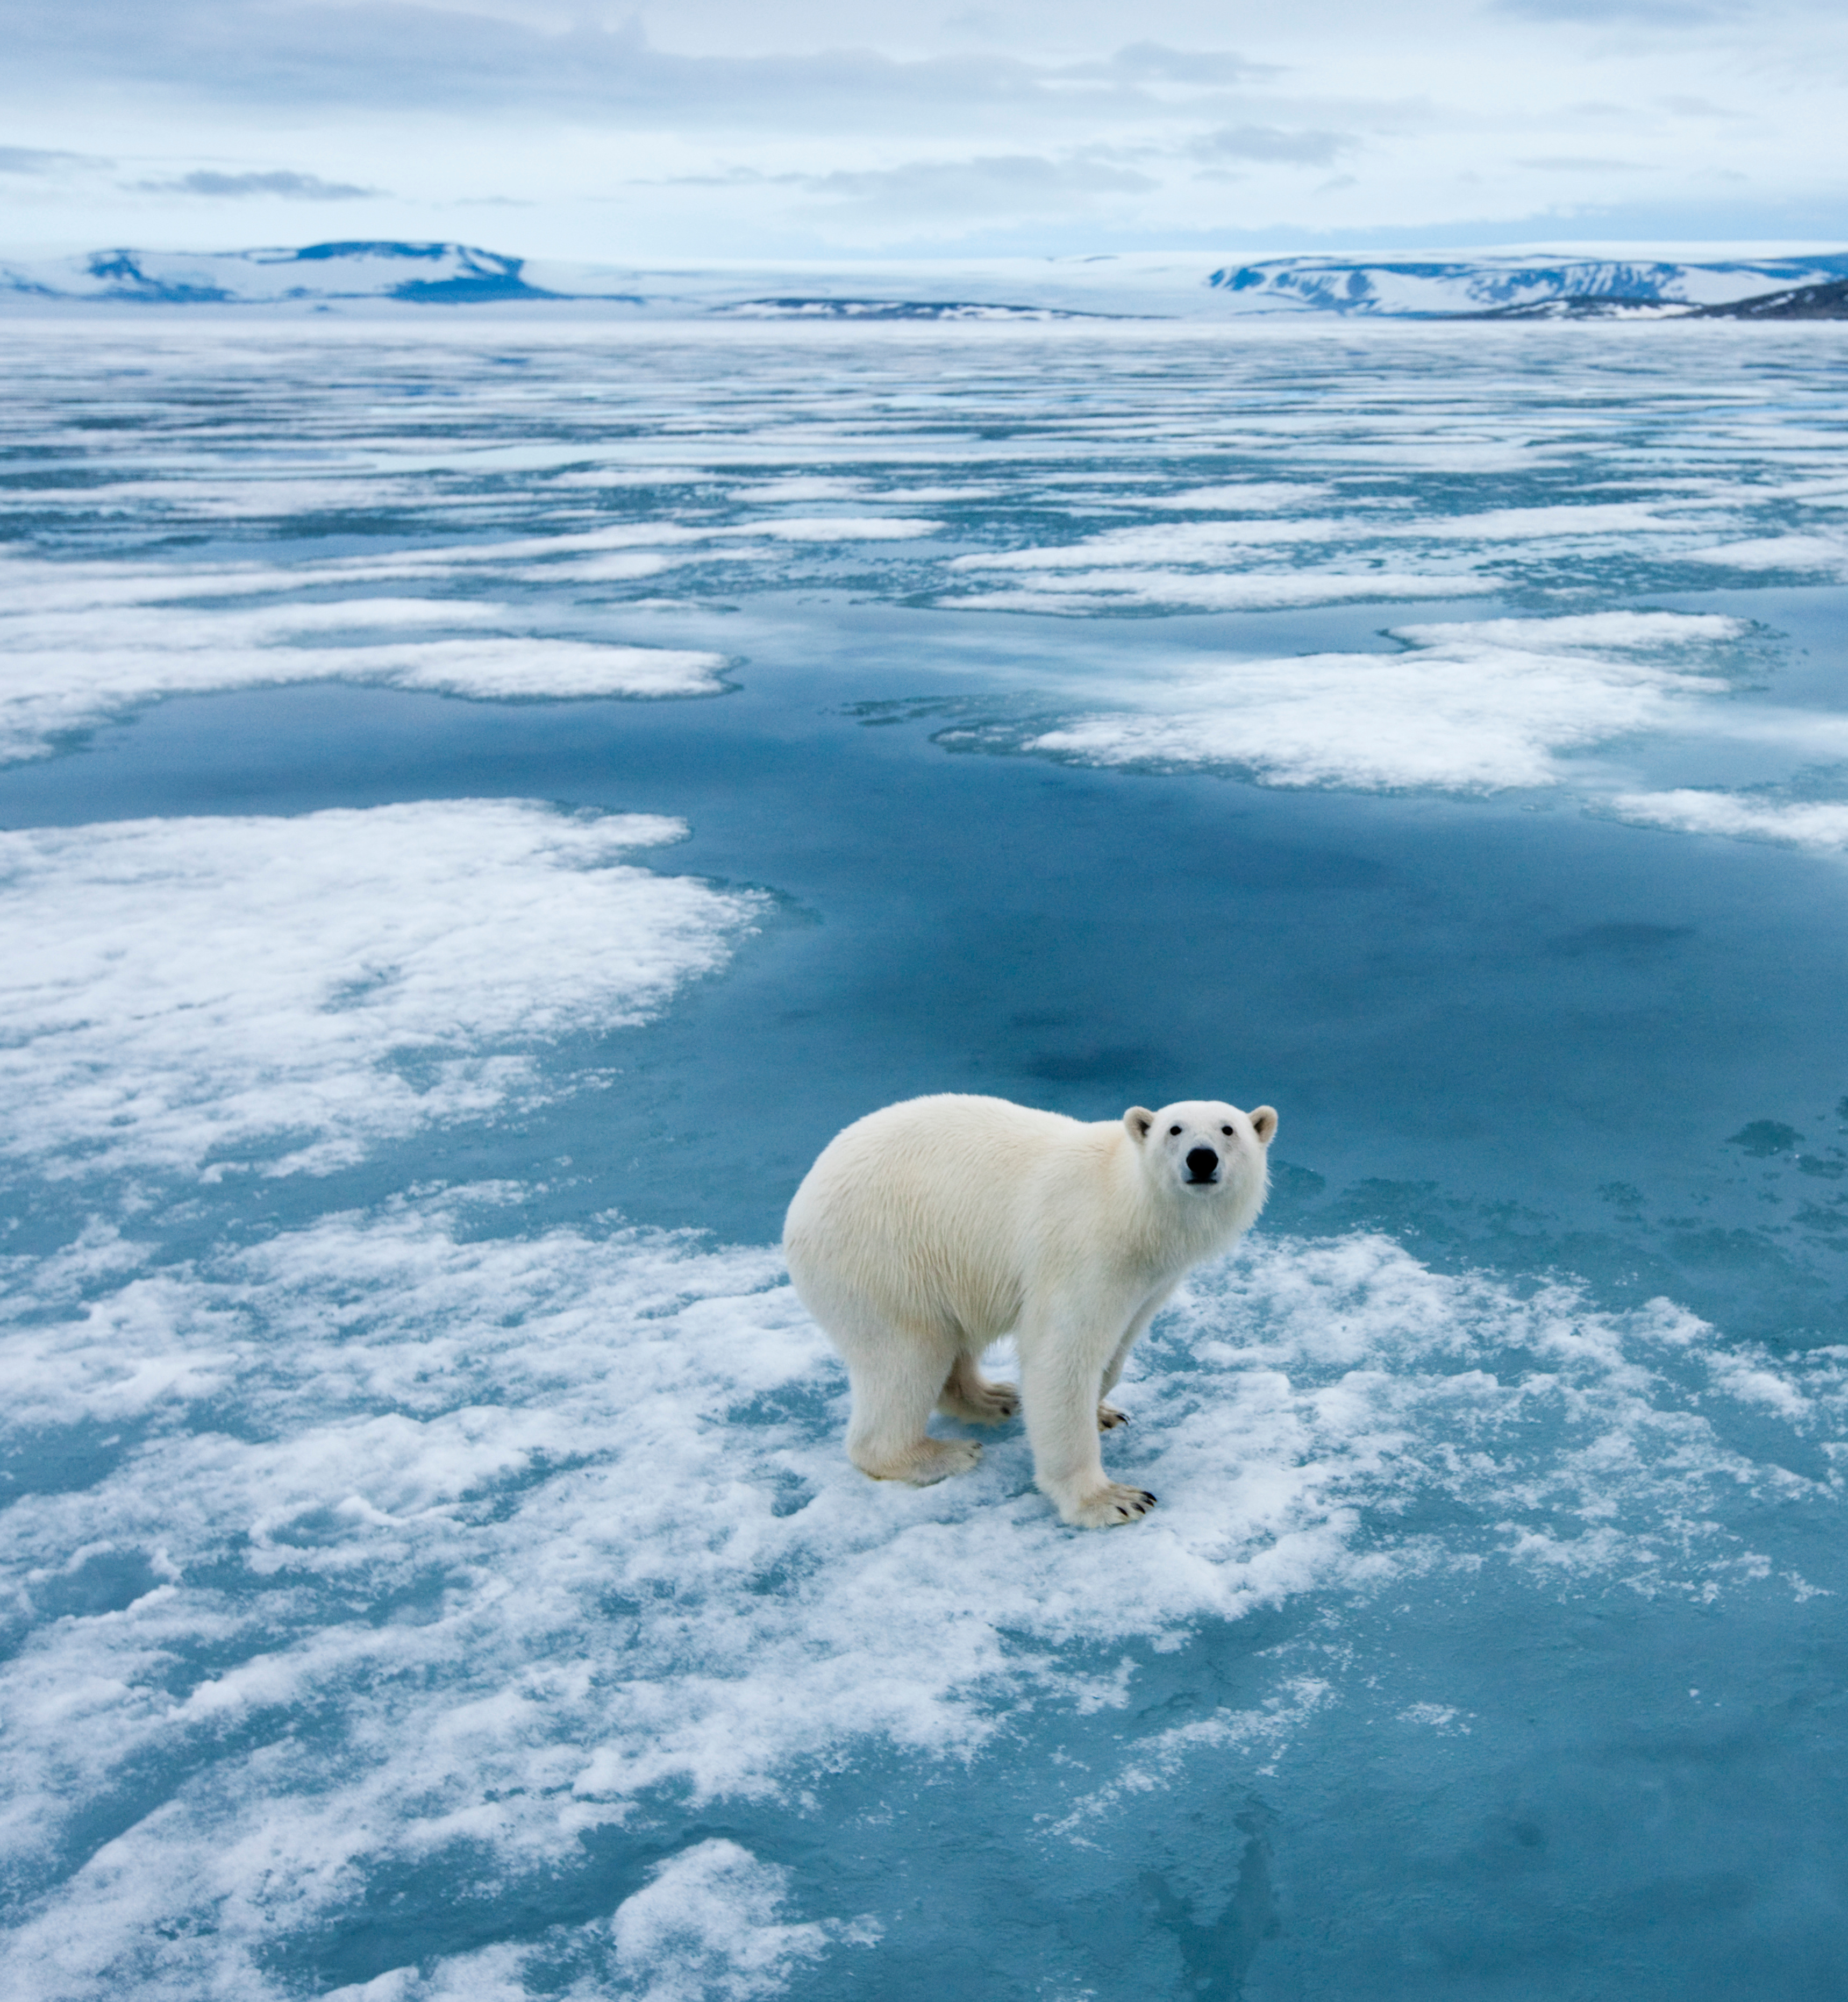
855, 1437, 983, 1486
1064, 1482, 1158, 1529
1096, 1401, 1130, 1431
938, 1374, 1022, 1424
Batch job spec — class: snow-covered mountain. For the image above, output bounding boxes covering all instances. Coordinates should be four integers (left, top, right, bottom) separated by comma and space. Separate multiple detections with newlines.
3, 239, 1847, 318
0, 241, 565, 305
1202, 252, 1848, 316
1694, 274, 1848, 319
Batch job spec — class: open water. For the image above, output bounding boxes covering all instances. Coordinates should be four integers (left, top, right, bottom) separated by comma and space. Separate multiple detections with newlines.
3, 316, 1848, 1999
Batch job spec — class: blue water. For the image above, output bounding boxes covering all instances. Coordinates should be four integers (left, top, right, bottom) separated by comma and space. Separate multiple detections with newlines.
3, 319, 1847, 2000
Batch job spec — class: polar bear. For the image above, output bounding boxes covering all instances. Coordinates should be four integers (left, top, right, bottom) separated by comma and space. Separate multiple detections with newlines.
783, 1093, 1277, 1528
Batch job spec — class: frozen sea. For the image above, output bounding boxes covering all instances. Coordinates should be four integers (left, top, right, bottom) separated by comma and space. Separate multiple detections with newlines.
3, 315, 1848, 2000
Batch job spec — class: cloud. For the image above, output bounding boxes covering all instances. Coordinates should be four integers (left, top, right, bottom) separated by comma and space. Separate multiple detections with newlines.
1192, 125, 1356, 167
0, 145, 107, 173
1496, 0, 1734, 20
645, 165, 808, 189
1, 5, 1267, 131
1080, 41, 1279, 85
803, 152, 1158, 221
1, 2, 1837, 258
1515, 155, 1649, 170
131, 169, 380, 198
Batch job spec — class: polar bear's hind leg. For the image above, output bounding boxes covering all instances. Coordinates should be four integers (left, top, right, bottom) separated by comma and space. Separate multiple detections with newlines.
938, 1352, 1021, 1424
841, 1317, 984, 1486
853, 1433, 982, 1485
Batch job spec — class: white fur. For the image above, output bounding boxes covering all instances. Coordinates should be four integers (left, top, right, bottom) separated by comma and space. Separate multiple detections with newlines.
783, 1093, 1277, 1528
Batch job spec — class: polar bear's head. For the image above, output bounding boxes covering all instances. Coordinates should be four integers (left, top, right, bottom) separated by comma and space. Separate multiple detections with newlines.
1123, 1100, 1278, 1200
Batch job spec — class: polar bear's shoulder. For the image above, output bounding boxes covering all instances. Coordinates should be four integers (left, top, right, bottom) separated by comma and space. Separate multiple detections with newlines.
839, 1093, 1093, 1143
818, 1094, 1109, 1174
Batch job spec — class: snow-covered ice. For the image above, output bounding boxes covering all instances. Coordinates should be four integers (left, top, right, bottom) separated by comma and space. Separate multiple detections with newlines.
0, 802, 765, 1178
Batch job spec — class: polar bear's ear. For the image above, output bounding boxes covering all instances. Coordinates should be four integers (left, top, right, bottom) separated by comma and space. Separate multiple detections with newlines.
1250, 1106, 1278, 1145
1124, 1108, 1156, 1142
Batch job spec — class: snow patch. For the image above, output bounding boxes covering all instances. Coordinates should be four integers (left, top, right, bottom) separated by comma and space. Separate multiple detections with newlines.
0, 801, 766, 1178
0, 555, 730, 760
1612, 789, 1848, 850
987, 612, 1742, 793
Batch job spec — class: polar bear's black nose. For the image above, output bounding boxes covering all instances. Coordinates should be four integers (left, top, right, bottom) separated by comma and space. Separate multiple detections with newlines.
1185, 1147, 1219, 1182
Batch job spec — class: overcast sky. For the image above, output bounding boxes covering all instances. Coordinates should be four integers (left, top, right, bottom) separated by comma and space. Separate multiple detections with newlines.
2, 0, 1844, 260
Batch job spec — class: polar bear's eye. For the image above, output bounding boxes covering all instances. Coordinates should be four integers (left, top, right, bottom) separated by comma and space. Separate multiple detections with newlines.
1168, 1124, 1182, 1136
1222, 1125, 1233, 1136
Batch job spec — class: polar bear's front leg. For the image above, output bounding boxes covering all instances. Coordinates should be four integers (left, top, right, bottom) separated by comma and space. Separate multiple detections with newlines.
1095, 1293, 1169, 1431
1020, 1309, 1157, 1528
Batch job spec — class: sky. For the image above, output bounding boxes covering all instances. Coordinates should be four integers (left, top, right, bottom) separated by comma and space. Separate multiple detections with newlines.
2, 0, 1845, 261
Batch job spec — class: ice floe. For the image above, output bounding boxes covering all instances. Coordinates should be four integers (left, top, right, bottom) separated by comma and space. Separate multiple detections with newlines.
0, 556, 732, 760
302, 1841, 866, 2002
1612, 789, 1848, 849
1681, 531, 1848, 576
1140, 482, 1332, 512
0, 1196, 1836, 1997
961, 611, 1748, 793
942, 499, 1751, 613
6, 320, 1848, 781
946, 568, 1499, 614
0, 802, 766, 1178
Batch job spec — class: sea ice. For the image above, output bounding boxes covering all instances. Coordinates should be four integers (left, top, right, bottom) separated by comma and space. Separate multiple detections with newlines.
0, 1198, 1832, 1998
1003, 612, 1740, 793
0, 801, 765, 1178
6, 317, 1848, 1998
1612, 788, 1848, 849
0, 556, 732, 760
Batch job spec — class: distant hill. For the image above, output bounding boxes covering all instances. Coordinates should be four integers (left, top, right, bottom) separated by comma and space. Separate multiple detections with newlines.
0, 241, 566, 305
1691, 275, 1848, 319
1201, 252, 1848, 316
4, 239, 1847, 318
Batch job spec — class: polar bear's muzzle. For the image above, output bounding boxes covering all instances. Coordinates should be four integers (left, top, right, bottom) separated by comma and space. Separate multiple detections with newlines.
1184, 1147, 1221, 1185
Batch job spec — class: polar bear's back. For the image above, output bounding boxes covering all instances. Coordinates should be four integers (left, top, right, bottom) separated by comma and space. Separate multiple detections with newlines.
783, 1093, 1103, 1344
